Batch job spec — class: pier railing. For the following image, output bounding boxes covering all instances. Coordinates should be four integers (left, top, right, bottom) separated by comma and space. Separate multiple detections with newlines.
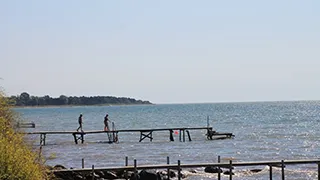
52, 157, 320, 180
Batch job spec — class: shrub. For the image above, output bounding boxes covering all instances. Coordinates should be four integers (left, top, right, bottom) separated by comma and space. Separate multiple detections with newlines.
0, 91, 49, 180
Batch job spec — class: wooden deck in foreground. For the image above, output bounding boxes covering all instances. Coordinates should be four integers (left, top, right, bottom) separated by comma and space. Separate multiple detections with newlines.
52, 157, 320, 180
24, 127, 234, 146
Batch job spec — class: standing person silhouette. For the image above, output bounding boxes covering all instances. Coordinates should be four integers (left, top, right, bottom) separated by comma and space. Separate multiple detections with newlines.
104, 114, 109, 131
77, 114, 83, 132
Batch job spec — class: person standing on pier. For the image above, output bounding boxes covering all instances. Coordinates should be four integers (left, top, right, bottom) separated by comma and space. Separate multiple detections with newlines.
77, 114, 83, 132
104, 113, 109, 131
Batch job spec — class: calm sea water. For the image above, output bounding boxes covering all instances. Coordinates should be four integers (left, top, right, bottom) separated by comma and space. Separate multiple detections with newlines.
14, 101, 320, 179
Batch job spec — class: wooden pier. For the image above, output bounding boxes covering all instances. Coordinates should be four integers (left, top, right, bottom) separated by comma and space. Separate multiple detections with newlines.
25, 127, 234, 146
16, 121, 35, 128
52, 157, 320, 180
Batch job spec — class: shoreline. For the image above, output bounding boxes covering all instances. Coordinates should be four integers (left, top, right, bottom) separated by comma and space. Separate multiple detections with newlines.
12, 103, 155, 109
12, 99, 320, 108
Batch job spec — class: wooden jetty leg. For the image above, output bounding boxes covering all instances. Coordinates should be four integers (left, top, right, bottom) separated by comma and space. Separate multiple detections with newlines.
91, 165, 94, 180
182, 130, 185, 142
218, 156, 221, 180
125, 157, 128, 180
229, 160, 233, 180
139, 131, 153, 142
39, 134, 43, 146
186, 130, 192, 141
149, 131, 153, 142
318, 162, 320, 180
207, 129, 213, 140
107, 132, 112, 143
281, 160, 285, 180
72, 132, 85, 144
169, 130, 174, 141
114, 132, 119, 143
167, 156, 170, 180
40, 133, 46, 146
43, 134, 46, 146
80, 133, 84, 144
178, 160, 181, 180
269, 165, 272, 180
72, 133, 78, 144
111, 132, 115, 142
112, 122, 115, 142
134, 159, 137, 178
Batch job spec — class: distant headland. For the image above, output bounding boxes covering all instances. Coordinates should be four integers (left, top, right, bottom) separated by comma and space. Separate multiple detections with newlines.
7, 92, 152, 106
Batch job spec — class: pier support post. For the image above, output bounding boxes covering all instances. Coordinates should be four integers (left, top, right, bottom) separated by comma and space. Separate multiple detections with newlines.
125, 157, 128, 180
178, 160, 181, 180
229, 160, 233, 180
40, 133, 46, 146
179, 129, 186, 142
167, 156, 170, 180
112, 122, 116, 142
317, 162, 320, 180
107, 132, 112, 143
218, 156, 221, 180
82, 158, 84, 168
281, 160, 285, 180
183, 130, 185, 142
81, 133, 84, 143
72, 132, 85, 144
91, 165, 94, 180
169, 130, 174, 141
73, 133, 78, 144
134, 159, 137, 179
114, 132, 119, 143
207, 128, 214, 140
186, 130, 191, 141
269, 165, 272, 180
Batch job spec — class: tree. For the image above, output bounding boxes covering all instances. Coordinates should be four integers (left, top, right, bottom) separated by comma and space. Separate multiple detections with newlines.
29, 96, 39, 106
59, 95, 68, 105
7, 93, 152, 106
19, 92, 30, 106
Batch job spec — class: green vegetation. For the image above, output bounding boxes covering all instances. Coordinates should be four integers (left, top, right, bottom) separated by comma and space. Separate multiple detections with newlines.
8, 92, 152, 106
0, 91, 49, 179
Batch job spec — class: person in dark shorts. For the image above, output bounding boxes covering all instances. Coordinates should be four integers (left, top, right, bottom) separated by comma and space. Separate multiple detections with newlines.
104, 114, 109, 131
77, 114, 83, 132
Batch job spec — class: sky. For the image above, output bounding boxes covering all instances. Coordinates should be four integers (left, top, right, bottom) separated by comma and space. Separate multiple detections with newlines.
1, 0, 320, 104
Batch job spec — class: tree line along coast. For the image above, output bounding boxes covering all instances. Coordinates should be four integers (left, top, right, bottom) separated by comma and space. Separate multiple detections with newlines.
7, 92, 152, 106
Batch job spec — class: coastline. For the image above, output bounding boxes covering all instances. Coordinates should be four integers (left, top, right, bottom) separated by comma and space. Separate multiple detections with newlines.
12, 103, 155, 109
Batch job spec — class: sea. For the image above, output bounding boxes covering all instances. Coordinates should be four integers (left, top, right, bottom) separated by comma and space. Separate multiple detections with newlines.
14, 101, 320, 180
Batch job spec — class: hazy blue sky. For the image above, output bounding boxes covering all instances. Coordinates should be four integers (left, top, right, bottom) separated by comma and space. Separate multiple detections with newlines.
1, 1, 319, 104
